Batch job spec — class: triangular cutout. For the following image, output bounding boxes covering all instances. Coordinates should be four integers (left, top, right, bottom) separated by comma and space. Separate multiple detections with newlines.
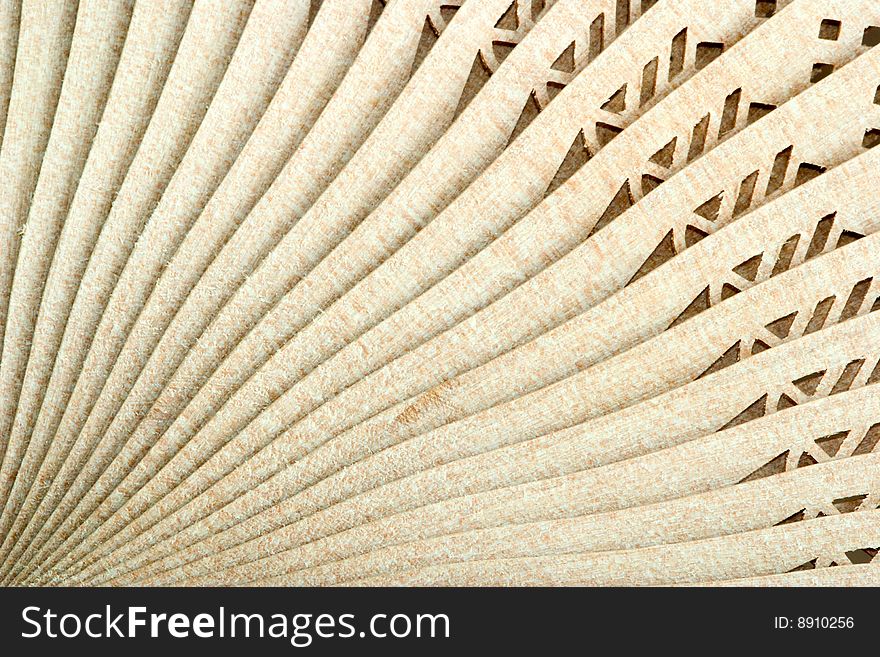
495, 1, 518, 30
588, 13, 605, 61
639, 57, 658, 107
669, 286, 710, 328
551, 41, 576, 73
545, 130, 591, 196
750, 339, 771, 355
747, 101, 776, 125
684, 224, 708, 247
595, 121, 623, 146
439, 5, 459, 25
628, 229, 675, 285
699, 341, 741, 378
507, 92, 541, 144
600, 84, 627, 114
732, 253, 762, 282
307, 1, 322, 27
792, 370, 824, 396
837, 230, 864, 248
589, 180, 634, 237
641, 173, 663, 197
776, 510, 806, 526
777, 393, 798, 411
863, 128, 880, 149
726, 395, 770, 434
794, 162, 826, 187
720, 282, 740, 300
615, 0, 630, 35
740, 449, 786, 482
833, 494, 867, 513
410, 18, 439, 77
545, 81, 566, 103
454, 54, 492, 119
686, 114, 710, 162
765, 312, 797, 339
815, 431, 849, 457
742, 451, 787, 482
810, 62, 834, 83
648, 137, 677, 168
846, 549, 878, 564
693, 192, 723, 221
789, 559, 818, 572
531, 0, 547, 21
754, 0, 777, 19
368, 0, 386, 33
492, 41, 516, 65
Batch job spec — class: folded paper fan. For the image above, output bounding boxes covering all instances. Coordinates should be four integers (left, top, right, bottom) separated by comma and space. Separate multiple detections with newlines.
0, 0, 877, 586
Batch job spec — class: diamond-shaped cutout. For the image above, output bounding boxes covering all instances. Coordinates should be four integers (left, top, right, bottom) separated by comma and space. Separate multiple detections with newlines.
819, 19, 841, 41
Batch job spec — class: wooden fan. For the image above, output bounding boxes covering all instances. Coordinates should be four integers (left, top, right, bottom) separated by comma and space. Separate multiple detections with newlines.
0, 0, 877, 586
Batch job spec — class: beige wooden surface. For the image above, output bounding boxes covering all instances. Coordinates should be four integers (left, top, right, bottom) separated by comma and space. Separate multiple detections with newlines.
0, 0, 877, 586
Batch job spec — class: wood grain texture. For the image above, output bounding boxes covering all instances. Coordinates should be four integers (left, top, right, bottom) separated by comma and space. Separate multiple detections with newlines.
0, 0, 877, 586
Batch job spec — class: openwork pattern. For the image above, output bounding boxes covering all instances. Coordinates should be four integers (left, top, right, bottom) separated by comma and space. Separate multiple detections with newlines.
0, 0, 878, 587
